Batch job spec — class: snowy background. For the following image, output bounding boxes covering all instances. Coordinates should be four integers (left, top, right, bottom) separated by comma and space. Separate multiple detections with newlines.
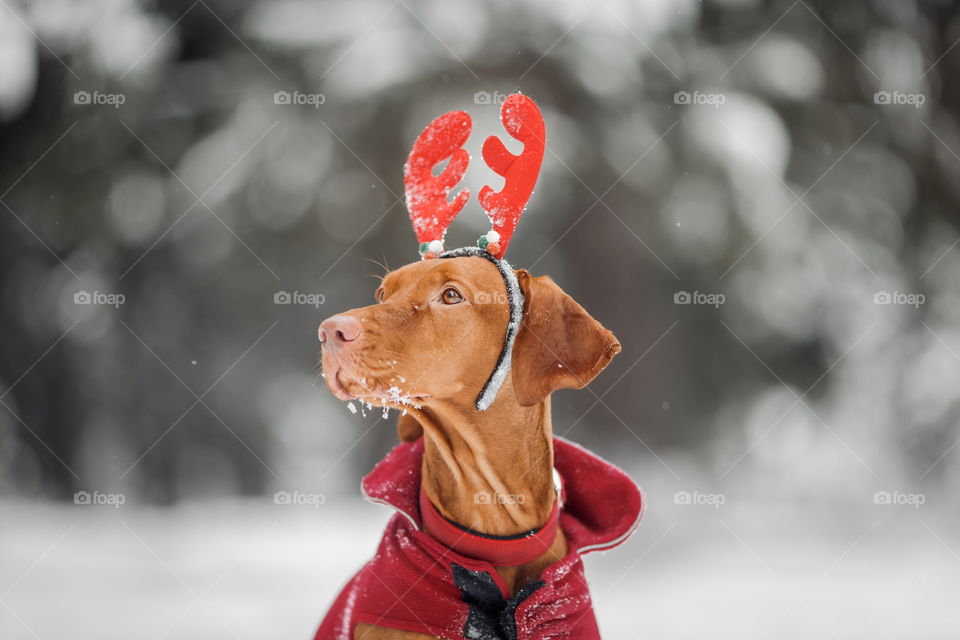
1, 0, 959, 638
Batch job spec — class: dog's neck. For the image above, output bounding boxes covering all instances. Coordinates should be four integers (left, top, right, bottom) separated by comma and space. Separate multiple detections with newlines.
415, 386, 556, 536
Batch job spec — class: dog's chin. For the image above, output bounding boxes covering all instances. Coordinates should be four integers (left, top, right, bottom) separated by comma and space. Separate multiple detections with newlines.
324, 366, 392, 404
321, 353, 365, 400
323, 352, 430, 407
326, 367, 430, 410
325, 368, 356, 401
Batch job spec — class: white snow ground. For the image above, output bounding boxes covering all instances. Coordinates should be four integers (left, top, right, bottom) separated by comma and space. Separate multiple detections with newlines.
2, 490, 957, 640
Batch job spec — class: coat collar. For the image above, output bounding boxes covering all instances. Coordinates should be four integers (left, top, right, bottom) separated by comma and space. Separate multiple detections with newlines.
361, 436, 643, 556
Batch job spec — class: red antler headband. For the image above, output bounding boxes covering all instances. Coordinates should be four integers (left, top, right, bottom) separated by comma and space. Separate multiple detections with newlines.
403, 110, 472, 257
403, 93, 545, 260
402, 94, 546, 410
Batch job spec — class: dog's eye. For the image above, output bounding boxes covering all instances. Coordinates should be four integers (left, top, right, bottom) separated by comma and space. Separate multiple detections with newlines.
441, 287, 464, 305
375, 288, 385, 303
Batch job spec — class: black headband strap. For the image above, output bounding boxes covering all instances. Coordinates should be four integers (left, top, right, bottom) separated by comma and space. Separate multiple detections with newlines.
438, 246, 524, 411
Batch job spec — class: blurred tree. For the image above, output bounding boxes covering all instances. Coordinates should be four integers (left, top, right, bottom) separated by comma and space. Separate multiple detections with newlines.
2, 0, 959, 502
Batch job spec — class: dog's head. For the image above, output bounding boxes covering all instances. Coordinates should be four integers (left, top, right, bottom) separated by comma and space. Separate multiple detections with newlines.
319, 256, 620, 420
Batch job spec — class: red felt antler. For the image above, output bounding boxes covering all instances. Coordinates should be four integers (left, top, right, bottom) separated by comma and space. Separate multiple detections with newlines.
403, 110, 472, 258
477, 95, 545, 259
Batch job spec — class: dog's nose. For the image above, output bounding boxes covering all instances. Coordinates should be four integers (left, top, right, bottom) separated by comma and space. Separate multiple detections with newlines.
319, 314, 362, 346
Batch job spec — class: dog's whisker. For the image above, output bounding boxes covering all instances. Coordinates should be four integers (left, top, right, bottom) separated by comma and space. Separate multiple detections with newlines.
365, 257, 390, 275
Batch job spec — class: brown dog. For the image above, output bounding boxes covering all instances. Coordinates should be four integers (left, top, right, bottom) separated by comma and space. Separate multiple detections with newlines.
319, 254, 620, 639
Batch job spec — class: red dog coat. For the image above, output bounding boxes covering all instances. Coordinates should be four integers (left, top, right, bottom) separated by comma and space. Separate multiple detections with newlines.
314, 437, 643, 640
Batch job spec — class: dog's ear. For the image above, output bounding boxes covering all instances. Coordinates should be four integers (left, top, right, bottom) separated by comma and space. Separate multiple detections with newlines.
396, 412, 423, 442
510, 270, 621, 407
